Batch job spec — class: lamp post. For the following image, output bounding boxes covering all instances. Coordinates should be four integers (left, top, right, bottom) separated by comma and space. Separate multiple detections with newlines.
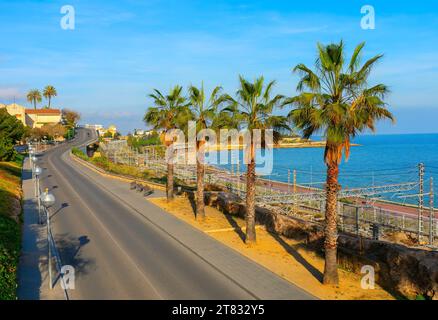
31, 155, 38, 173
29, 148, 35, 169
34, 166, 42, 223
40, 188, 56, 289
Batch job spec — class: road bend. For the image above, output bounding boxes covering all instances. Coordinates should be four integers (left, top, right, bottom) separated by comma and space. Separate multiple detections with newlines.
35, 128, 315, 300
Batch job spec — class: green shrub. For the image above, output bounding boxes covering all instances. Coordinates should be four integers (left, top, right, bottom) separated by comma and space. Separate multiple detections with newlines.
71, 147, 88, 160
0, 154, 23, 299
0, 215, 20, 300
0, 136, 16, 162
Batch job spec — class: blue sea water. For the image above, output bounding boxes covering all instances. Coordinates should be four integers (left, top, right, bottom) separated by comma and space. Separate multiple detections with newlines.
211, 134, 438, 206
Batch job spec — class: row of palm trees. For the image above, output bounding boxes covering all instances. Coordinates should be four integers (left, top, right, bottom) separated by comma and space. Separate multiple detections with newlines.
26, 85, 58, 109
144, 41, 394, 285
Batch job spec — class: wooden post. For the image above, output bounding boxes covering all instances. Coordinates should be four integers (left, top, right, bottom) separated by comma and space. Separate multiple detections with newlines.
418, 163, 425, 242
429, 177, 434, 245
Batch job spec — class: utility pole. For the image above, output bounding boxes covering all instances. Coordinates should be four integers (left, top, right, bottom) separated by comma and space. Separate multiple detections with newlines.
236, 160, 240, 197
429, 177, 434, 245
418, 163, 425, 242
287, 169, 291, 193
293, 169, 297, 214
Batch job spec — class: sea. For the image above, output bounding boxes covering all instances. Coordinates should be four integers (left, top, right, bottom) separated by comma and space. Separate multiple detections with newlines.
211, 134, 438, 207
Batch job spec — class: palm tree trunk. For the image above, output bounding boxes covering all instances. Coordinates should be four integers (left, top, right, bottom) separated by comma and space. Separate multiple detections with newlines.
196, 157, 205, 220
195, 141, 206, 219
167, 162, 174, 201
323, 162, 340, 285
245, 144, 257, 245
48, 97, 51, 109
33, 99, 36, 110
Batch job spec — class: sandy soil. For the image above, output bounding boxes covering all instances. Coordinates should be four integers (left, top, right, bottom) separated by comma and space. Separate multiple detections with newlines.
148, 196, 396, 300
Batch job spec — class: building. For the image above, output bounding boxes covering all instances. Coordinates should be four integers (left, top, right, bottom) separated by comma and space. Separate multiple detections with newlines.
133, 129, 156, 137
96, 125, 118, 137
25, 109, 62, 128
133, 129, 145, 136
0, 103, 62, 128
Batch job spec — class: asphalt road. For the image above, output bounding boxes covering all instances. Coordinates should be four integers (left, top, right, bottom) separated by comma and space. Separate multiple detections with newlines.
37, 128, 315, 300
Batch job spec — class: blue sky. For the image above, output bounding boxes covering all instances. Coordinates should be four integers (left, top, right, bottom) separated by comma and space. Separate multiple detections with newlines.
0, 0, 437, 134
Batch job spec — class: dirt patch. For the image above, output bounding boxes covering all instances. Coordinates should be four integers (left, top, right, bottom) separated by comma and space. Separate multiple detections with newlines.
149, 196, 395, 300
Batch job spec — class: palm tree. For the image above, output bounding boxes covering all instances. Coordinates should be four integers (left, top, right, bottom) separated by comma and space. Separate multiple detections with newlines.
284, 41, 394, 285
144, 86, 188, 201
27, 89, 42, 110
224, 76, 287, 245
188, 83, 230, 220
43, 85, 57, 109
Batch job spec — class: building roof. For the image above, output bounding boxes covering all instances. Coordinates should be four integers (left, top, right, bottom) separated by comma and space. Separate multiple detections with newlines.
25, 109, 61, 115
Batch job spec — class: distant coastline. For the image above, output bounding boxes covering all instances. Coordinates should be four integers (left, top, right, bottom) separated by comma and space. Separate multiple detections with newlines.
205, 140, 361, 151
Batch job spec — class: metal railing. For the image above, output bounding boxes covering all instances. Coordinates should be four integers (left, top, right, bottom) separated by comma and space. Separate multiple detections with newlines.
32, 157, 69, 299
97, 141, 437, 247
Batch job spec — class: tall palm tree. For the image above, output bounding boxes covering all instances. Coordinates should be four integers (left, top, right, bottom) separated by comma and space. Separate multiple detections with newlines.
144, 86, 188, 201
43, 85, 57, 109
188, 83, 230, 220
284, 41, 394, 285
224, 76, 287, 245
27, 89, 42, 110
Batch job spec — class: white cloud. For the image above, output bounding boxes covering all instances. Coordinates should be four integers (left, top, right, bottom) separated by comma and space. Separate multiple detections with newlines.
0, 87, 23, 100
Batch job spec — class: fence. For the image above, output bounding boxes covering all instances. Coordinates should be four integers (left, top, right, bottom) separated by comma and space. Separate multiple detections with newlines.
98, 141, 437, 247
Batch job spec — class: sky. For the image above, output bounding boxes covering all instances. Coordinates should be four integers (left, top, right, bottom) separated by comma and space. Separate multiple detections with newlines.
0, 0, 437, 134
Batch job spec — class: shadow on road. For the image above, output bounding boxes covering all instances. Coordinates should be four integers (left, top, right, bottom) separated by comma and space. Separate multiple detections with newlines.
50, 202, 69, 220
54, 234, 95, 279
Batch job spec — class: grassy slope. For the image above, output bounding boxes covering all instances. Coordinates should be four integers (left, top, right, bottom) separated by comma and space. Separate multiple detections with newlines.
72, 147, 166, 184
0, 154, 23, 300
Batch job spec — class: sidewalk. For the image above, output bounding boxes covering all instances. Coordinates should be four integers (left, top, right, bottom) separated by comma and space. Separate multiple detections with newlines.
17, 157, 65, 300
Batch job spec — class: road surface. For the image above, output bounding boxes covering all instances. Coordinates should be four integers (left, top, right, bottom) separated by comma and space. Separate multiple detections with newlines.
35, 128, 314, 300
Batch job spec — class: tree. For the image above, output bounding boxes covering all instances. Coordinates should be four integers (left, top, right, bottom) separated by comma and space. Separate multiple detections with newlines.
284, 41, 394, 285
224, 76, 287, 245
103, 131, 114, 139
43, 85, 57, 109
62, 109, 81, 128
0, 136, 16, 161
41, 123, 67, 140
0, 109, 26, 142
25, 127, 46, 142
0, 109, 25, 161
144, 86, 188, 201
188, 83, 229, 219
26, 89, 42, 110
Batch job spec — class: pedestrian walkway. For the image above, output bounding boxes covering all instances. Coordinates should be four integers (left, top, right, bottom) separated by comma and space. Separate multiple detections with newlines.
17, 157, 65, 300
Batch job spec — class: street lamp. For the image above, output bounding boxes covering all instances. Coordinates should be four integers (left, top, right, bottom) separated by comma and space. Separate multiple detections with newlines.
31, 155, 38, 170
34, 166, 42, 221
40, 188, 55, 289
41, 188, 56, 208
29, 148, 35, 168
